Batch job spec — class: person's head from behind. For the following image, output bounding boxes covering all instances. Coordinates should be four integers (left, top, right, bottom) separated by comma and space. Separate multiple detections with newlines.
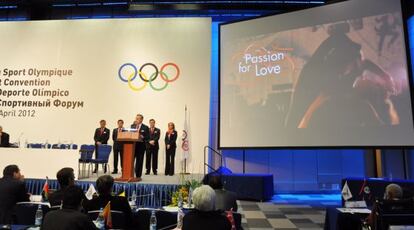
3, 164, 22, 180
96, 175, 114, 196
208, 175, 223, 190
57, 167, 75, 189
0, 125, 3, 133
192, 185, 216, 212
384, 183, 403, 200
62, 185, 84, 210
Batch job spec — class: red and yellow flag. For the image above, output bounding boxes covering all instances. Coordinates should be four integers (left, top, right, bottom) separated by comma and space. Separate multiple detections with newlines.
102, 201, 112, 228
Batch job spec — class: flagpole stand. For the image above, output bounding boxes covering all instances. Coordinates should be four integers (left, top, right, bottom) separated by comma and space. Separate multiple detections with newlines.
180, 159, 191, 175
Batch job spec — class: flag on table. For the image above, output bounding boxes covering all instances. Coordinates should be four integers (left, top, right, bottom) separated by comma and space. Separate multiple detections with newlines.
85, 184, 97, 200
226, 209, 236, 230
102, 201, 112, 229
181, 105, 190, 160
118, 191, 126, 197
341, 181, 353, 201
42, 177, 49, 200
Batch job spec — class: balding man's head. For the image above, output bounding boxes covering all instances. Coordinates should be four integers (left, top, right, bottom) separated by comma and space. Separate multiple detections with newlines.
384, 183, 403, 200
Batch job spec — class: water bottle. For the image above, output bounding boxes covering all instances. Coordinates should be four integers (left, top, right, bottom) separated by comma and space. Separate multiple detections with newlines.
131, 190, 137, 206
95, 208, 105, 230
35, 205, 43, 226
178, 191, 183, 209
150, 210, 157, 230
177, 206, 185, 228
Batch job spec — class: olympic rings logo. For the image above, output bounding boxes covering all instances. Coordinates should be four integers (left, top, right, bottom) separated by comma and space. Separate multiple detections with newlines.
118, 62, 180, 91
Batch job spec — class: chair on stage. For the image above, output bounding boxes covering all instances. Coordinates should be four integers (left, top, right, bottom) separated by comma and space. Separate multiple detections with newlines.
87, 210, 126, 230
90, 144, 112, 176
78, 144, 95, 179
29, 143, 42, 149
14, 202, 50, 225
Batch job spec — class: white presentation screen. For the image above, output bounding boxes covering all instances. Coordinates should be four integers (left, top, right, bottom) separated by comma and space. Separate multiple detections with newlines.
219, 0, 414, 148
0, 18, 211, 173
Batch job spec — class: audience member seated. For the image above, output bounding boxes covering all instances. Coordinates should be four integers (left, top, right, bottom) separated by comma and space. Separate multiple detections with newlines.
43, 185, 97, 230
48, 167, 76, 207
0, 126, 10, 148
208, 175, 238, 212
366, 183, 403, 228
0, 165, 30, 224
82, 175, 132, 227
183, 185, 231, 230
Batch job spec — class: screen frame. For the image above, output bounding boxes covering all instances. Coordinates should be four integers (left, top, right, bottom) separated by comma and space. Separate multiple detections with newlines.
217, 0, 414, 149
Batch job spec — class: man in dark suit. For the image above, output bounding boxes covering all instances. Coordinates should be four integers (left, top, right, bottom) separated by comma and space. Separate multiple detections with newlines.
112, 119, 124, 174
208, 175, 238, 212
83, 175, 132, 228
0, 165, 30, 224
93, 120, 110, 173
42, 185, 97, 230
146, 119, 160, 175
130, 114, 149, 178
0, 126, 10, 148
48, 167, 75, 207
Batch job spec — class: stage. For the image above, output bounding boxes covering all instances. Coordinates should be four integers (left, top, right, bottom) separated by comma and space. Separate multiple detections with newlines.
25, 173, 204, 207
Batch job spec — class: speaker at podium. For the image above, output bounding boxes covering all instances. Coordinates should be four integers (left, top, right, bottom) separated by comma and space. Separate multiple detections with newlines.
115, 130, 141, 182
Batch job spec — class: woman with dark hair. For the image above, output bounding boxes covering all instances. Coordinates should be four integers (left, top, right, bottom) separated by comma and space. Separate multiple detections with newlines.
164, 122, 177, 176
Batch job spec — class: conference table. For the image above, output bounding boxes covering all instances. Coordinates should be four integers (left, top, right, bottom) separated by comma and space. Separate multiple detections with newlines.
0, 148, 79, 179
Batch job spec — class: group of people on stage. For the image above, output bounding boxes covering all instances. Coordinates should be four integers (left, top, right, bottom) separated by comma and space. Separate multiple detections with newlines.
93, 114, 178, 178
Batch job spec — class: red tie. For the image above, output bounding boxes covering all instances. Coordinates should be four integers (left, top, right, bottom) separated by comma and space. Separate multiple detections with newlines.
100, 128, 104, 135
151, 128, 154, 134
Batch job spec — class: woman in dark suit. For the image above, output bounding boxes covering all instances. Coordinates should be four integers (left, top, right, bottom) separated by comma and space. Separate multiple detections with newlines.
164, 122, 177, 176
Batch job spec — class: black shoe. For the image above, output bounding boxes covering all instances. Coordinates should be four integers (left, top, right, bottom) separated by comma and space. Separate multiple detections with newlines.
92, 169, 97, 173
104, 169, 107, 174
145, 172, 150, 175
153, 172, 157, 175
111, 171, 118, 174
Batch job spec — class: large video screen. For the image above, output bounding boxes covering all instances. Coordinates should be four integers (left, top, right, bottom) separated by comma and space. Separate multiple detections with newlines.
219, 0, 414, 148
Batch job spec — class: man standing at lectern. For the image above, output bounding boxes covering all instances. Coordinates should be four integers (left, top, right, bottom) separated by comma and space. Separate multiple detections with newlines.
131, 114, 149, 178
146, 119, 160, 175
93, 120, 110, 173
112, 119, 124, 174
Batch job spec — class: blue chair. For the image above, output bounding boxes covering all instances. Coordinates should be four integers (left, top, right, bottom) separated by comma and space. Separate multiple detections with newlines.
72, 144, 78, 150
78, 144, 95, 179
51, 144, 59, 149
29, 143, 42, 149
90, 144, 112, 176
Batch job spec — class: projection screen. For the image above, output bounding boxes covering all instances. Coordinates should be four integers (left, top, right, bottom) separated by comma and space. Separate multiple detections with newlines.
219, 0, 414, 148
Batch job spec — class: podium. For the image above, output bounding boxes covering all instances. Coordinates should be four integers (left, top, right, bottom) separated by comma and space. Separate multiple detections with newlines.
115, 131, 142, 182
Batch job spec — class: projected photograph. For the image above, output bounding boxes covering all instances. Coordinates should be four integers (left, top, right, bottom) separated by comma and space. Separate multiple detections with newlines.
220, 0, 414, 147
